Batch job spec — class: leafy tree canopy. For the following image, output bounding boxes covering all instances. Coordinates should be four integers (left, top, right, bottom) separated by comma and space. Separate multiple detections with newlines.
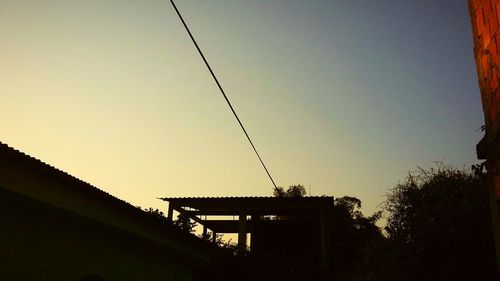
173, 212, 197, 234
273, 184, 306, 197
381, 164, 497, 281
333, 196, 384, 281
141, 207, 197, 234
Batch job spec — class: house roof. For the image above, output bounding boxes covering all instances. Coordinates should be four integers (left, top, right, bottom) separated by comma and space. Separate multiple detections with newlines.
161, 196, 334, 233
161, 196, 334, 216
0, 141, 224, 262
0, 141, 130, 205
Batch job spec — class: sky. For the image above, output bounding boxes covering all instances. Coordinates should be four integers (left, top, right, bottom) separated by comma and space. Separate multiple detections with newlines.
0, 0, 484, 216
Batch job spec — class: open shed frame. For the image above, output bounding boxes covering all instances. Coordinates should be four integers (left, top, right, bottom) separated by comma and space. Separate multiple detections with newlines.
160, 196, 334, 270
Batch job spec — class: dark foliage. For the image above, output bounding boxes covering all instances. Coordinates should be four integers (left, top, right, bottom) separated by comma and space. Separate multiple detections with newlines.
332, 197, 384, 281
273, 184, 307, 198
141, 207, 197, 234
173, 212, 197, 234
201, 232, 240, 255
273, 185, 384, 280
272, 185, 308, 221
142, 207, 169, 221
381, 164, 497, 281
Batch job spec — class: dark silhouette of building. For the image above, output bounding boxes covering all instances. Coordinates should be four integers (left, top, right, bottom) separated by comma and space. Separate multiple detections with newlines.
0, 141, 230, 281
162, 196, 334, 281
468, 0, 500, 275
0, 141, 334, 280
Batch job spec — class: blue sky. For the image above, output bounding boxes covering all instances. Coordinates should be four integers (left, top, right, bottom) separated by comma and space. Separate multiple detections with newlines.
0, 0, 483, 215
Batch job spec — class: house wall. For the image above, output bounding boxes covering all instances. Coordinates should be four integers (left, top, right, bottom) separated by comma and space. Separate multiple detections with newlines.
251, 220, 319, 269
0, 151, 212, 264
468, 0, 500, 274
469, 0, 500, 132
469, 0, 500, 193
0, 186, 194, 281
0, 143, 223, 280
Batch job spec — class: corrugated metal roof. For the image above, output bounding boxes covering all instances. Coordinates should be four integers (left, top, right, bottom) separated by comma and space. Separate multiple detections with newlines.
161, 195, 333, 200
0, 141, 333, 220
160, 195, 334, 216
0, 141, 132, 206
0, 141, 231, 259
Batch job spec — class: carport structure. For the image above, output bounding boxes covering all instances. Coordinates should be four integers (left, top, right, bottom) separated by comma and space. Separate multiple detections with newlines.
160, 196, 334, 270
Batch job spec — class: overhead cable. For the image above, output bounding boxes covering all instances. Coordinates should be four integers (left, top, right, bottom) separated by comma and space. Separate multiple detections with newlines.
169, 0, 278, 188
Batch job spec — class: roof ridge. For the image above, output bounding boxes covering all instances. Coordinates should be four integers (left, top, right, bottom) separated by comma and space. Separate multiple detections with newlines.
0, 141, 134, 206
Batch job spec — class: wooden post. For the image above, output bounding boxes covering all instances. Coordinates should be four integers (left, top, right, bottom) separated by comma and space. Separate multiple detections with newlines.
167, 203, 174, 222
238, 213, 247, 254
319, 206, 332, 273
250, 215, 259, 251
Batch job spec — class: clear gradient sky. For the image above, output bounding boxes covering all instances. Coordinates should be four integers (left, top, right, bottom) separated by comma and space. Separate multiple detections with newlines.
0, 0, 484, 216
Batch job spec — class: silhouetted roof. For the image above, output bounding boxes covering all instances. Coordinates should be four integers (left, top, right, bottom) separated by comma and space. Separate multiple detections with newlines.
0, 142, 122, 202
161, 196, 334, 215
161, 196, 334, 233
0, 141, 223, 261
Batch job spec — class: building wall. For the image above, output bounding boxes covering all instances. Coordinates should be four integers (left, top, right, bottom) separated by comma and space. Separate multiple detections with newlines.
0, 187, 194, 281
469, 0, 500, 193
468, 0, 500, 275
469, 0, 500, 130
0, 143, 223, 281
251, 220, 320, 268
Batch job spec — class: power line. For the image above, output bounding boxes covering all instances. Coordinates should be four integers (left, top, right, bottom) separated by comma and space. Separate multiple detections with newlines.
169, 0, 278, 188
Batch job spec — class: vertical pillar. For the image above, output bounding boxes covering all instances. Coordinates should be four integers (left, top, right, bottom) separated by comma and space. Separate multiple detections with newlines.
487, 148, 500, 276
250, 215, 259, 252
238, 213, 247, 254
212, 231, 217, 244
319, 206, 332, 273
468, 1, 500, 276
167, 203, 174, 222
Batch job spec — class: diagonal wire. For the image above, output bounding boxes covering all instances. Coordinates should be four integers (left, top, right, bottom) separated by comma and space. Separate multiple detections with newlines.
169, 0, 278, 188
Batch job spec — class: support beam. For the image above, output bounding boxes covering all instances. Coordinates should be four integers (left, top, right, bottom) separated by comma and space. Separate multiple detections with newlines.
174, 207, 205, 225
212, 231, 217, 244
184, 209, 317, 216
250, 215, 260, 251
238, 213, 247, 254
319, 206, 332, 273
167, 203, 174, 222
202, 220, 254, 234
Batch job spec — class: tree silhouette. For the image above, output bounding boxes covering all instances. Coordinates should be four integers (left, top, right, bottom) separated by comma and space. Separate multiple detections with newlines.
272, 185, 384, 280
173, 212, 197, 234
142, 207, 168, 221
141, 207, 196, 234
332, 196, 384, 281
273, 185, 306, 198
381, 164, 497, 281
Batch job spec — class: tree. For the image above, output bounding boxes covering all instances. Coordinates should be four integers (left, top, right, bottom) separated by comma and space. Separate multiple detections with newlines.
271, 185, 307, 221
141, 207, 197, 234
332, 196, 384, 281
201, 232, 240, 255
173, 212, 197, 234
272, 185, 384, 280
381, 164, 497, 281
273, 185, 306, 198
142, 207, 168, 221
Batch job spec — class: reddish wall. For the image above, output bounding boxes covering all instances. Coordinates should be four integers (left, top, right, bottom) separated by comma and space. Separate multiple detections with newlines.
469, 1, 500, 275
469, 0, 500, 197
